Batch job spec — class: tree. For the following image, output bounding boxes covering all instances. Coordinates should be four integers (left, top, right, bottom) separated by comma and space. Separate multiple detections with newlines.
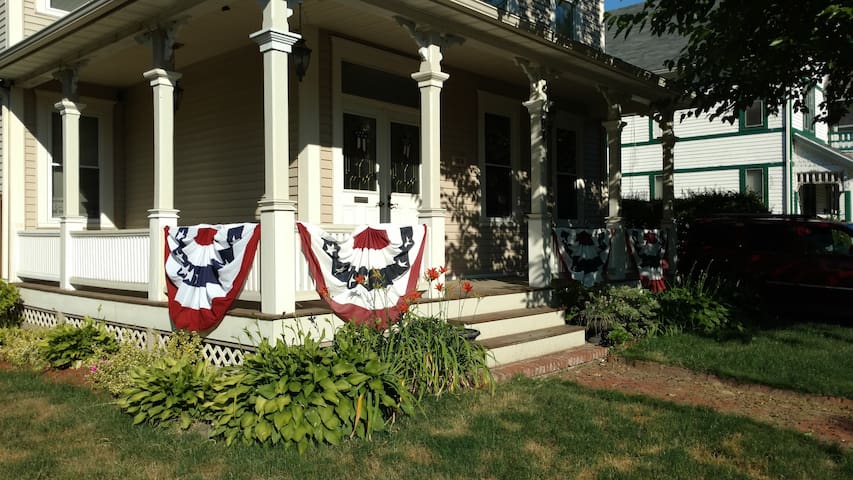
607, 1, 853, 125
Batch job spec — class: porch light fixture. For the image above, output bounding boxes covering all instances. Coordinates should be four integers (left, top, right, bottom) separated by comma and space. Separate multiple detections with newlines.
292, 3, 311, 82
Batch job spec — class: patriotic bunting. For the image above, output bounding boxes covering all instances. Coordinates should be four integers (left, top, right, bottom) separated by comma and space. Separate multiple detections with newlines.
627, 228, 668, 292
553, 227, 611, 287
164, 223, 260, 332
297, 222, 427, 328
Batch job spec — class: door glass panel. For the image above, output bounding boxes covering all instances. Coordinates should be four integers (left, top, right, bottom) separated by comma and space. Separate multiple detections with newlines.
484, 113, 512, 217
390, 122, 419, 194
343, 113, 377, 191
555, 128, 577, 219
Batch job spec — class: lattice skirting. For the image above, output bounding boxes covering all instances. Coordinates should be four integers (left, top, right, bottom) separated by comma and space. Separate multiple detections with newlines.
21, 306, 253, 367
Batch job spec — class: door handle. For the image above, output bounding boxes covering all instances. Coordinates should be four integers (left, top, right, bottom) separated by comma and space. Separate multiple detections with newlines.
376, 200, 386, 207
387, 195, 397, 209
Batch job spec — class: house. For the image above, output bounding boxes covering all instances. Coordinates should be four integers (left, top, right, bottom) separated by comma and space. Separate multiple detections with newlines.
0, 0, 673, 365
606, 4, 853, 221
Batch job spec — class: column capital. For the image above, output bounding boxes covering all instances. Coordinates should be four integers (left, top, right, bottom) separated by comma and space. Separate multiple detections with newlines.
250, 28, 301, 54
411, 70, 449, 88
418, 207, 446, 219
523, 97, 551, 115
53, 98, 84, 116
147, 208, 180, 220
602, 119, 627, 133
258, 198, 297, 212
605, 216, 623, 228
143, 68, 182, 87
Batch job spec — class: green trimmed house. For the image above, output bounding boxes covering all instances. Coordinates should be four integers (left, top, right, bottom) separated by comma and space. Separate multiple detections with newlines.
607, 4, 853, 221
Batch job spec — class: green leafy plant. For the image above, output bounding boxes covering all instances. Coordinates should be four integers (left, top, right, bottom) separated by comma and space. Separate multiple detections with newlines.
207, 331, 413, 451
40, 318, 118, 369
658, 270, 740, 339
0, 280, 23, 328
0, 327, 48, 369
117, 354, 220, 429
570, 286, 661, 345
335, 315, 492, 401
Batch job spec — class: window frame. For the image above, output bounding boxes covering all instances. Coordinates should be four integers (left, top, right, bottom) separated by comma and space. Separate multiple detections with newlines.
478, 90, 521, 224
739, 99, 767, 130
551, 111, 584, 224
36, 92, 115, 229
740, 167, 768, 206
37, 0, 90, 17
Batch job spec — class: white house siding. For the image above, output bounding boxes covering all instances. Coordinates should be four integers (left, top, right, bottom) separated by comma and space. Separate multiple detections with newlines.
675, 170, 740, 197
623, 175, 649, 200
123, 46, 264, 228
23, 0, 55, 38
767, 166, 784, 212
621, 115, 648, 144
670, 113, 739, 138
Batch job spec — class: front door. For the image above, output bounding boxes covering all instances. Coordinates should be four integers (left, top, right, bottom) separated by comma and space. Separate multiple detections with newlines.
339, 108, 421, 225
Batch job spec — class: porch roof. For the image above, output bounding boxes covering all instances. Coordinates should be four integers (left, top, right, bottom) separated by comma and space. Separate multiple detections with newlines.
0, 0, 673, 115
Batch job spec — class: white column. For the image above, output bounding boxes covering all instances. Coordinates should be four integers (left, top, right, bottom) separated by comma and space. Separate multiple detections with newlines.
603, 119, 628, 280
251, 0, 300, 315
657, 108, 678, 272
55, 67, 87, 291
143, 68, 181, 301
297, 25, 322, 224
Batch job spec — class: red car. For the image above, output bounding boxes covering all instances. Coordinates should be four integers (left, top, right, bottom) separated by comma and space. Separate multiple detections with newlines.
680, 216, 853, 317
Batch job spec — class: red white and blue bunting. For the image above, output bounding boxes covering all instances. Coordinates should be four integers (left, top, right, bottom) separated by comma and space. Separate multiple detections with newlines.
297, 222, 427, 328
553, 227, 611, 287
164, 223, 260, 332
627, 228, 668, 292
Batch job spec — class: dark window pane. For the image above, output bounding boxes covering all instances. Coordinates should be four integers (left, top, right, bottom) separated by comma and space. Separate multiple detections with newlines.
555, 2, 576, 40
557, 174, 578, 219
52, 166, 63, 218
390, 122, 419, 194
51, 113, 63, 166
744, 100, 764, 128
486, 165, 512, 217
50, 0, 88, 12
342, 62, 419, 109
80, 116, 99, 167
555, 128, 576, 174
343, 113, 377, 191
80, 168, 100, 219
484, 113, 511, 166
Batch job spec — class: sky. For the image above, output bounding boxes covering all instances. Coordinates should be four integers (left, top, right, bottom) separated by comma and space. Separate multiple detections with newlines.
604, 0, 645, 11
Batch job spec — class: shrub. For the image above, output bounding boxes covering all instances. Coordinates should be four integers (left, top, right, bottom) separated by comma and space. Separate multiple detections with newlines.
335, 315, 493, 400
206, 332, 414, 451
0, 281, 23, 328
0, 327, 48, 369
40, 318, 118, 369
657, 270, 742, 338
92, 330, 205, 397
570, 286, 661, 345
117, 354, 220, 429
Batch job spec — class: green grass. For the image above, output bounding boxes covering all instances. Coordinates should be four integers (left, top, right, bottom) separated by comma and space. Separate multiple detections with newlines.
0, 369, 850, 479
621, 322, 853, 398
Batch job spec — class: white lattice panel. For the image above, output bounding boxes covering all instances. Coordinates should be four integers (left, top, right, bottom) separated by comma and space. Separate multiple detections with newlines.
22, 307, 57, 328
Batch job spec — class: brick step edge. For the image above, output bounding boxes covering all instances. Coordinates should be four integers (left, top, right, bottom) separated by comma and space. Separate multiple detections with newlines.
490, 344, 608, 382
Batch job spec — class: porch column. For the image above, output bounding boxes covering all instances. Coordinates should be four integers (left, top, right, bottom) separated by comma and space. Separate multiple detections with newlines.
143, 68, 181, 301
251, 0, 300, 315
656, 107, 678, 272
2, 84, 25, 282
55, 68, 86, 290
603, 118, 628, 280
518, 59, 553, 288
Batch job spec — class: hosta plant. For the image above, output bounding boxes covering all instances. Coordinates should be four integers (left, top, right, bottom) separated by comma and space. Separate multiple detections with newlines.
207, 332, 414, 451
40, 318, 118, 369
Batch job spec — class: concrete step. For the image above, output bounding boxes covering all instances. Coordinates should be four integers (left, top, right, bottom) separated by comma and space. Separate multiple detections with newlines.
478, 324, 586, 368
490, 344, 609, 381
420, 290, 554, 317
448, 306, 565, 340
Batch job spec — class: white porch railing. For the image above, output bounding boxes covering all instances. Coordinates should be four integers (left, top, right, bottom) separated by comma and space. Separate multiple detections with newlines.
830, 131, 853, 151
17, 224, 361, 303
17, 231, 61, 281
71, 229, 150, 291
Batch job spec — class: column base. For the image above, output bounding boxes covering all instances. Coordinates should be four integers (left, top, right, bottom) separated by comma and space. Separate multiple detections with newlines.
59, 216, 87, 290
259, 199, 297, 316
527, 212, 552, 289
606, 217, 627, 281
148, 209, 179, 302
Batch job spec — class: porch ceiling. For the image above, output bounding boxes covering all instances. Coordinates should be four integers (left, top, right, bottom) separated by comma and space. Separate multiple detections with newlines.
0, 0, 671, 115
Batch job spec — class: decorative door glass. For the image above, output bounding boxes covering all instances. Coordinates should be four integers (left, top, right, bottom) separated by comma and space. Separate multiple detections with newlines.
343, 113, 377, 191
555, 128, 578, 220
390, 122, 419, 194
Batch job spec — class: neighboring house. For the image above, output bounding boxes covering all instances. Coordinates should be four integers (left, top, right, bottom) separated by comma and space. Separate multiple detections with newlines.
0, 0, 671, 363
606, 4, 853, 221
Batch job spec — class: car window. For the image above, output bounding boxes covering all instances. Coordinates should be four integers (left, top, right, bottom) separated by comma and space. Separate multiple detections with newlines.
801, 225, 852, 255
831, 227, 853, 255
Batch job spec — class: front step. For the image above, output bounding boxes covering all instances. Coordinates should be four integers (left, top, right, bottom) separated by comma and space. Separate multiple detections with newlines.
448, 306, 565, 340
478, 325, 586, 367
491, 344, 608, 381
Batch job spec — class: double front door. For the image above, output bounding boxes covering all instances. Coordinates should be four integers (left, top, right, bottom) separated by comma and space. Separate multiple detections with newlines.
338, 108, 421, 225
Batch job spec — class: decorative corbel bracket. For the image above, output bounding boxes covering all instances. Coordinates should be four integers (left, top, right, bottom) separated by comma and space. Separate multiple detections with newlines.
395, 16, 464, 74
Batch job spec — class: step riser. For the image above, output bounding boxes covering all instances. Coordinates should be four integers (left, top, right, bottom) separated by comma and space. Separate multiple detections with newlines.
459, 311, 566, 340
487, 330, 586, 367
417, 291, 553, 317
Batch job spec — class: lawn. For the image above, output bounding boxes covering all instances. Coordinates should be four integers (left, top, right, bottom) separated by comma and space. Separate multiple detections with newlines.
620, 322, 853, 398
0, 368, 849, 479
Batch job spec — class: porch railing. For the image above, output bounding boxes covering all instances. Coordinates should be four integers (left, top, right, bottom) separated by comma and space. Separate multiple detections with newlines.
17, 225, 359, 302
17, 231, 61, 281
830, 131, 853, 151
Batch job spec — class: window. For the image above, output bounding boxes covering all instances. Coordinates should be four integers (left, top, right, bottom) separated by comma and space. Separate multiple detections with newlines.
342, 113, 377, 191
744, 168, 764, 200
803, 89, 816, 132
837, 109, 853, 133
653, 175, 663, 200
38, 0, 89, 16
484, 113, 513, 217
743, 100, 764, 128
554, 128, 578, 220
555, 1, 578, 41
50, 113, 101, 219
